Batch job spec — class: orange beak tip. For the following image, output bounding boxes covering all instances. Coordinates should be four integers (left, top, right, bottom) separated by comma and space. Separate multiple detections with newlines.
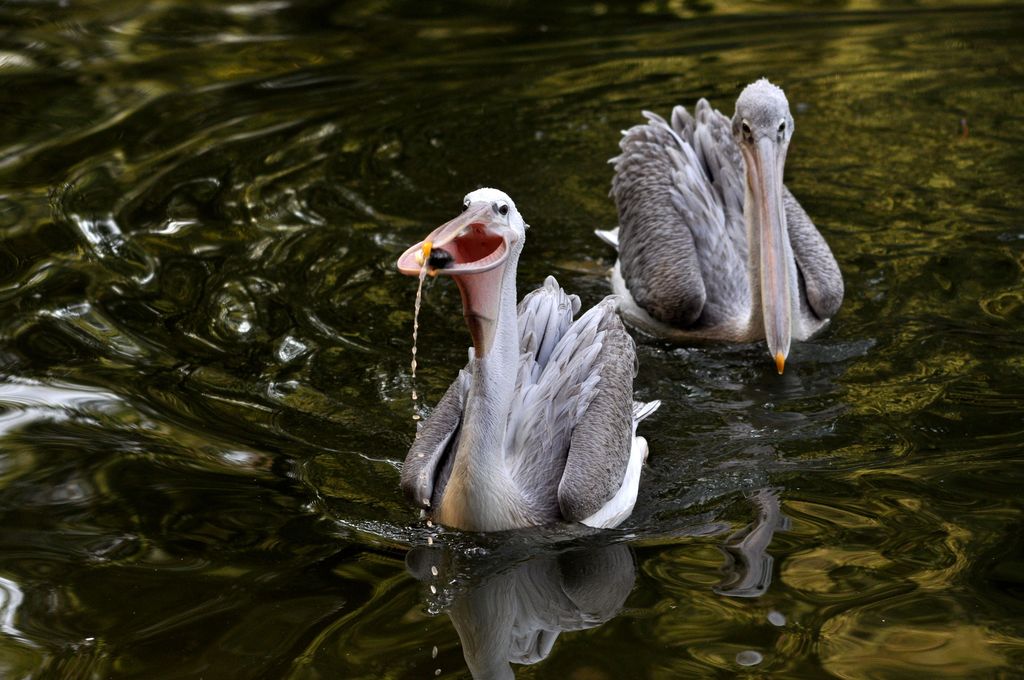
775, 353, 786, 375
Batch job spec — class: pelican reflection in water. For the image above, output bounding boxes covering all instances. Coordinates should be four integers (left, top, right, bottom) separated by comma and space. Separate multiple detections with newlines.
405, 490, 787, 678
715, 488, 790, 598
397, 189, 660, 532
600, 79, 843, 373
407, 541, 635, 680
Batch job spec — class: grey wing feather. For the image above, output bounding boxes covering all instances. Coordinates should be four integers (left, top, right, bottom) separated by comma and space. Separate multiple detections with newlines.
686, 100, 750, 323
611, 110, 708, 327
784, 189, 844, 320
401, 369, 468, 509
611, 103, 749, 328
691, 99, 745, 234
503, 278, 585, 497
505, 283, 614, 520
557, 299, 638, 522
517, 275, 580, 370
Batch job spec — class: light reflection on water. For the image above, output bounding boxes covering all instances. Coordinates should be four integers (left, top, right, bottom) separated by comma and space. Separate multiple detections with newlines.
0, 0, 1023, 677
0, 576, 30, 645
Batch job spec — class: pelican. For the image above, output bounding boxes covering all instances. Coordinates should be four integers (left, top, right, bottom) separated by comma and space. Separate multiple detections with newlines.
397, 188, 660, 532
600, 79, 843, 373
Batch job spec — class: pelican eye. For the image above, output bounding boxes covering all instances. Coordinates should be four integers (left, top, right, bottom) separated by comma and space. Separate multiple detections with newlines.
497, 203, 509, 217
778, 120, 786, 133
741, 120, 753, 141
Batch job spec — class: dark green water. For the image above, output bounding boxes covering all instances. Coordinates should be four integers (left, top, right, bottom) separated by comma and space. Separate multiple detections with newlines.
1, 1, 1023, 677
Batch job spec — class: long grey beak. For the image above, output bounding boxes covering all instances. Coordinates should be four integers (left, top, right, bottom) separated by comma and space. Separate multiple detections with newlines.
749, 136, 793, 374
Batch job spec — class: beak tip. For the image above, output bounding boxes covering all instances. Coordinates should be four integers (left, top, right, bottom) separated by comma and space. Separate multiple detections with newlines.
775, 352, 786, 375
398, 241, 433, 276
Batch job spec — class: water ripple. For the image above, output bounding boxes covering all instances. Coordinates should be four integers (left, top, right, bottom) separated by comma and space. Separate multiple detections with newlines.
0, 1, 1022, 677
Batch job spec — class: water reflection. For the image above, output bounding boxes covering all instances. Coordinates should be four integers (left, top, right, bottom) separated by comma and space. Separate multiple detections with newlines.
0, 576, 28, 645
399, 487, 789, 678
715, 488, 789, 598
408, 539, 635, 679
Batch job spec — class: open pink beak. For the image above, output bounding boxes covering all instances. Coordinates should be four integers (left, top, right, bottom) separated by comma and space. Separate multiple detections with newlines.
396, 202, 513, 356
397, 202, 509, 278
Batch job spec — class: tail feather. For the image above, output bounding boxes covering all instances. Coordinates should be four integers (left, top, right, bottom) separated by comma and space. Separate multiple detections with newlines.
594, 227, 620, 250
632, 399, 661, 422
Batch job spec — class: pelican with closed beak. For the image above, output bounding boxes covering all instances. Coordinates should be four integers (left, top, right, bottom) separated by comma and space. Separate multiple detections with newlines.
600, 79, 843, 373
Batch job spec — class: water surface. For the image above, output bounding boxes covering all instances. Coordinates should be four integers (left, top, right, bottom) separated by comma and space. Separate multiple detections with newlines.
1, 1, 1023, 677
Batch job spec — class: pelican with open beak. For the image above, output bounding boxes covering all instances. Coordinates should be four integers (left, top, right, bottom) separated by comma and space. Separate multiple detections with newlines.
397, 188, 659, 532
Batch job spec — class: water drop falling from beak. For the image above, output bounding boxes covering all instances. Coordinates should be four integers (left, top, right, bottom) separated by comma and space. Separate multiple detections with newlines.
411, 242, 434, 420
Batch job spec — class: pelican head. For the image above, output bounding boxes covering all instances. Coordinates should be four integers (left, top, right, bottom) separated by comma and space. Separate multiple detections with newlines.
732, 79, 796, 374
397, 188, 526, 355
